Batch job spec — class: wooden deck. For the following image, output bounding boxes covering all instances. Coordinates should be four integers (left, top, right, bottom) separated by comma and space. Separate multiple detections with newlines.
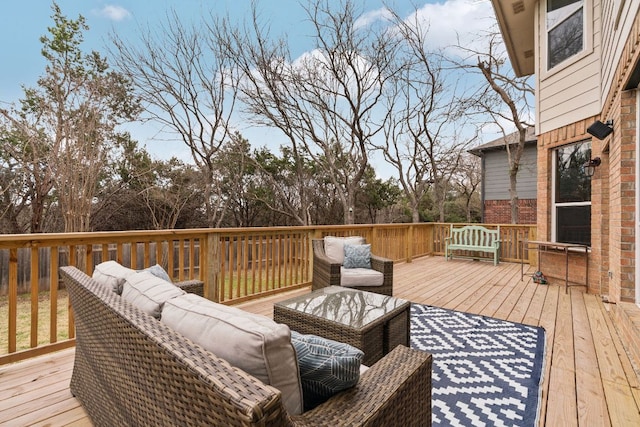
2, 256, 640, 426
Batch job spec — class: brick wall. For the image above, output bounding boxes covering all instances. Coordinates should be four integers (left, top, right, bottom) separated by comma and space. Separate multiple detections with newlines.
533, 10, 640, 302
598, 13, 640, 303
483, 199, 537, 224
536, 119, 604, 295
534, 251, 589, 289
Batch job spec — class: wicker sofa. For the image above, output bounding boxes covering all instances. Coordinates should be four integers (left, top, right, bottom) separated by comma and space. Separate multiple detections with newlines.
61, 266, 432, 426
312, 238, 394, 296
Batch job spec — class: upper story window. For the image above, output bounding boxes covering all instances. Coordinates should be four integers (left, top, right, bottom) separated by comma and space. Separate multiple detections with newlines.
552, 141, 592, 246
547, 0, 584, 70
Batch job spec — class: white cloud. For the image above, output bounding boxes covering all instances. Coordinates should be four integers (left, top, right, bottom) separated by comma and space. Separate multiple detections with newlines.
97, 5, 132, 22
354, 7, 393, 30
350, 1, 500, 59
410, 0, 496, 51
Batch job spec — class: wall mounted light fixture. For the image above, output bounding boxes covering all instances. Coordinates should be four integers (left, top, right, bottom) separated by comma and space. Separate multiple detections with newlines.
587, 120, 613, 140
583, 157, 601, 178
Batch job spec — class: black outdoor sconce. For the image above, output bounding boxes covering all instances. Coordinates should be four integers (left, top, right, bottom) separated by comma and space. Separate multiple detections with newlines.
583, 157, 601, 178
587, 119, 613, 140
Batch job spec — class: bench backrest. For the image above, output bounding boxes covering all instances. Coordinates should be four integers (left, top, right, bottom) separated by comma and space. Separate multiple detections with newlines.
60, 266, 289, 426
449, 225, 500, 247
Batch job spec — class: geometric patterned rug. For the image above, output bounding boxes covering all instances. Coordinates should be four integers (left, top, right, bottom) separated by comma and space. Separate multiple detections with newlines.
411, 304, 546, 427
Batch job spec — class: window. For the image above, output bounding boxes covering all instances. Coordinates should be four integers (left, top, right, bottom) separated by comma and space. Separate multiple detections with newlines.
547, 0, 584, 70
552, 141, 592, 245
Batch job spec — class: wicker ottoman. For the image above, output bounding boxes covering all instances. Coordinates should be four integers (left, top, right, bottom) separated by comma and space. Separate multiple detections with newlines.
274, 286, 411, 366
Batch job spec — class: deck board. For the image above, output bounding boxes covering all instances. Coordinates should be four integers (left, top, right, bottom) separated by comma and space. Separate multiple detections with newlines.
573, 292, 610, 427
584, 293, 640, 426
1, 256, 639, 426
545, 289, 578, 425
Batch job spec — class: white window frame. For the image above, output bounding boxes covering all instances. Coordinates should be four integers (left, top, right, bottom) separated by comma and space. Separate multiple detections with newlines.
551, 141, 592, 245
544, 0, 590, 74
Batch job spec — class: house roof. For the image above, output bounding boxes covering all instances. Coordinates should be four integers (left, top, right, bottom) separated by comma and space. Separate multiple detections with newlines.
490, 0, 536, 77
469, 127, 537, 156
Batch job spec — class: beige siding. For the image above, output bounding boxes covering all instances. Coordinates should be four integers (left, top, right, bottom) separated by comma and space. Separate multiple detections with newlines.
536, 0, 640, 134
601, 0, 640, 98
537, 0, 602, 134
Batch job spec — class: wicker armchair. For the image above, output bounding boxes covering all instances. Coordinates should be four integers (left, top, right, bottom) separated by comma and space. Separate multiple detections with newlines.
61, 266, 431, 426
312, 238, 394, 296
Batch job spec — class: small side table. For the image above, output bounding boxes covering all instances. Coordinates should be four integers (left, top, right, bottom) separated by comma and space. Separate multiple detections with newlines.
274, 286, 410, 366
521, 240, 589, 293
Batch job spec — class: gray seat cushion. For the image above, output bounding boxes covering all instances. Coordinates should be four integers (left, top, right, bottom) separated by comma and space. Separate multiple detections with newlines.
340, 267, 384, 287
161, 293, 304, 415
324, 236, 365, 264
121, 271, 185, 318
92, 260, 136, 294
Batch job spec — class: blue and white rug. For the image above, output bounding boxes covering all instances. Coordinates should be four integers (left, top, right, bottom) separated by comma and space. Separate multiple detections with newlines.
411, 304, 546, 427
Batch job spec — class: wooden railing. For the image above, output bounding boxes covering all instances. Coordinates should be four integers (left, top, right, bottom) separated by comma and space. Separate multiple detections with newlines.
0, 222, 535, 364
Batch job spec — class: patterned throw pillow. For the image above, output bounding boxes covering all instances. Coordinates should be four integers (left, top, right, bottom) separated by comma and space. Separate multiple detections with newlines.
291, 331, 363, 411
139, 264, 172, 282
343, 244, 372, 269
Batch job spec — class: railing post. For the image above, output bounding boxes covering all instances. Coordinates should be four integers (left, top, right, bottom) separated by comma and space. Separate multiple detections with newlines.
8, 248, 17, 354
528, 226, 537, 268
30, 246, 39, 349
371, 226, 378, 255
206, 233, 221, 302
406, 225, 414, 263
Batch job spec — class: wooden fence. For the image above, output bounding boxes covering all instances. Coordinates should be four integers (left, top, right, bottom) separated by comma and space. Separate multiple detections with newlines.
0, 222, 535, 364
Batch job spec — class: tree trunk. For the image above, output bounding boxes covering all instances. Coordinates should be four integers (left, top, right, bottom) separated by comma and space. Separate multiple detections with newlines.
509, 170, 519, 224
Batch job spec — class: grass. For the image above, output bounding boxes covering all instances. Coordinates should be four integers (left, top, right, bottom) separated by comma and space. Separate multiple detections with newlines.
220, 267, 308, 300
0, 290, 70, 355
0, 267, 307, 355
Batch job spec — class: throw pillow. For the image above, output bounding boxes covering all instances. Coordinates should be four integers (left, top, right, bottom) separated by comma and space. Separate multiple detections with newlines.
323, 236, 365, 264
139, 264, 172, 282
291, 331, 363, 411
121, 271, 185, 319
92, 260, 136, 295
161, 293, 304, 415
343, 244, 372, 269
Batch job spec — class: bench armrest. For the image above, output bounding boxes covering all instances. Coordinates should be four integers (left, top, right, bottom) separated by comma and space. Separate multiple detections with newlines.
175, 279, 204, 297
370, 254, 393, 275
313, 248, 342, 289
292, 345, 432, 426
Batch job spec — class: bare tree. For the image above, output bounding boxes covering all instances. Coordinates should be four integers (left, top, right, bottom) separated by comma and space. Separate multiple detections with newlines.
378, 10, 472, 222
109, 10, 240, 227
452, 154, 482, 222
456, 30, 534, 223
219, 0, 401, 224
140, 159, 200, 230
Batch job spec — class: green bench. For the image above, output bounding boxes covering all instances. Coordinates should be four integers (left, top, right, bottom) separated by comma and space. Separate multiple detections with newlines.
445, 225, 501, 266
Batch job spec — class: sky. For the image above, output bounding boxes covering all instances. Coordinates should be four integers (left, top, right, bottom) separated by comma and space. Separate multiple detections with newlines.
0, 0, 500, 169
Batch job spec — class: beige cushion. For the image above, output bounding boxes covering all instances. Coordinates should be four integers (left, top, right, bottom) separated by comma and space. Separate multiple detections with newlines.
121, 271, 185, 318
340, 267, 384, 287
161, 293, 304, 415
92, 260, 136, 294
324, 236, 365, 264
